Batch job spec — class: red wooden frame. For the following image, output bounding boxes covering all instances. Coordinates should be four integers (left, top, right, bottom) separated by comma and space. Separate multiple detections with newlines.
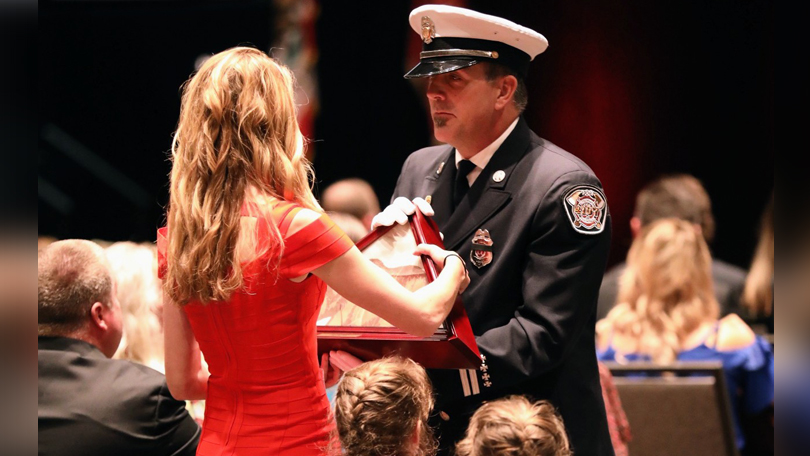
317, 209, 481, 369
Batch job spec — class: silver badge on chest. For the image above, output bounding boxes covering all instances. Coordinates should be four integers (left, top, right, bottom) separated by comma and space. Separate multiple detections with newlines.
470, 229, 494, 268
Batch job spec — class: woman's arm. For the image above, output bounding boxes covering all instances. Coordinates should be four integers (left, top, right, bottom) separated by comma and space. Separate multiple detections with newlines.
312, 243, 468, 337
163, 291, 209, 400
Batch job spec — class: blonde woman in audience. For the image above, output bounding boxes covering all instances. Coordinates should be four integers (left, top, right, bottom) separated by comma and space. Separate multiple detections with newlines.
106, 241, 164, 371
333, 356, 436, 456
455, 395, 571, 456
596, 218, 774, 453
160, 46, 468, 456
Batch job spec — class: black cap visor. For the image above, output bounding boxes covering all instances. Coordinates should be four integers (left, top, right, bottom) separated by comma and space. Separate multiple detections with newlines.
403, 58, 480, 79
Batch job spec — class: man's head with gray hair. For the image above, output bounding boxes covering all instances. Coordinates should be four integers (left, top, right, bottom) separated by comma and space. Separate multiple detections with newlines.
38, 239, 122, 357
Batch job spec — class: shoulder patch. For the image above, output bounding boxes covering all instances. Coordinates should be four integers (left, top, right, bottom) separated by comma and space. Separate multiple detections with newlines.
563, 185, 608, 235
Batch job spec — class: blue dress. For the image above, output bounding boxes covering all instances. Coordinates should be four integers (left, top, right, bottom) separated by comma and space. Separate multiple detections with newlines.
597, 324, 774, 451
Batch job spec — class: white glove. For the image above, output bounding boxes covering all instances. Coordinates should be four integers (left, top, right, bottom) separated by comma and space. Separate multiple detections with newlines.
370, 197, 435, 229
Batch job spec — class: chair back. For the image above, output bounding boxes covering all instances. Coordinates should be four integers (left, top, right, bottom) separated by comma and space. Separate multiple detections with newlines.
605, 361, 739, 456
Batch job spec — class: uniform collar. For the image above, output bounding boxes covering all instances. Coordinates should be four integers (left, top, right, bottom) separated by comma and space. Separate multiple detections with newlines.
438, 117, 533, 249
454, 117, 520, 171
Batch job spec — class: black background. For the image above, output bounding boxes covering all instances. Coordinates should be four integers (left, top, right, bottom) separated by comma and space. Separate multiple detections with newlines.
39, 0, 773, 269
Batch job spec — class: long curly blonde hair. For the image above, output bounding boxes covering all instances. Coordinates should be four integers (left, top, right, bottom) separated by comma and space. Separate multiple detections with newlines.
164, 46, 320, 304
455, 395, 571, 456
334, 356, 437, 456
597, 218, 720, 363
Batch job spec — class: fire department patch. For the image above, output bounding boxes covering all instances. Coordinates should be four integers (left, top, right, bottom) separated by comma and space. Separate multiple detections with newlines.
563, 186, 607, 235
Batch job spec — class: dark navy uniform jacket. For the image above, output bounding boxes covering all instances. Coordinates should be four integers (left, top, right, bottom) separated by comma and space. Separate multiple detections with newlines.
392, 118, 615, 455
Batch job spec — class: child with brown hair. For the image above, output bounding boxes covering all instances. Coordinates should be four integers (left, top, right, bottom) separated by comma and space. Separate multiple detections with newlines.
455, 395, 572, 456
333, 356, 437, 456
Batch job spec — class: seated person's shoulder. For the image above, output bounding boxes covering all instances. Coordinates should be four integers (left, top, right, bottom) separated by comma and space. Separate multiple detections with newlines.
712, 258, 748, 282
715, 314, 757, 351
106, 360, 199, 453
109, 358, 176, 394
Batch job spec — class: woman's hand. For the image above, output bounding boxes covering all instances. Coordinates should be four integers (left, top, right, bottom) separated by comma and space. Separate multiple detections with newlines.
414, 244, 470, 294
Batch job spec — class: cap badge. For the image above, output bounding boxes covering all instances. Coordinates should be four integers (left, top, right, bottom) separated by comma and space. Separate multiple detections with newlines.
492, 170, 505, 182
470, 229, 494, 268
563, 186, 607, 235
421, 16, 436, 44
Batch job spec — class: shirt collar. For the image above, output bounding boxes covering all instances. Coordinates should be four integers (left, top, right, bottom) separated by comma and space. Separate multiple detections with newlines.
455, 117, 520, 170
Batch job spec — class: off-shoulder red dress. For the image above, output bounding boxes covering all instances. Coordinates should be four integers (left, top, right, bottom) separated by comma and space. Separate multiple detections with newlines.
158, 199, 353, 456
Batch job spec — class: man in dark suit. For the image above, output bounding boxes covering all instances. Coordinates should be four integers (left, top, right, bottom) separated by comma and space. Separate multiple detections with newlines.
372, 5, 614, 455
38, 239, 200, 456
596, 174, 748, 321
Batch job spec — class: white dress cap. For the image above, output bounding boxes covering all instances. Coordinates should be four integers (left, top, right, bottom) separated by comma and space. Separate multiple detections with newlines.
409, 4, 548, 60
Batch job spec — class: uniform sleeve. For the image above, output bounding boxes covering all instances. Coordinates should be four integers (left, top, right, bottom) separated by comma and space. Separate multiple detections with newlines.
278, 213, 354, 279
475, 171, 611, 388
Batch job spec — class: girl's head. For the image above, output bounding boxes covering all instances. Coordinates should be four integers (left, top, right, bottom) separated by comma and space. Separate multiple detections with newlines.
334, 356, 436, 456
455, 395, 571, 456
164, 46, 319, 304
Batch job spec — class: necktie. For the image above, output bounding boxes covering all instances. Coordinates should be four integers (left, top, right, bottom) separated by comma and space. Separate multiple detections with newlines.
453, 159, 477, 210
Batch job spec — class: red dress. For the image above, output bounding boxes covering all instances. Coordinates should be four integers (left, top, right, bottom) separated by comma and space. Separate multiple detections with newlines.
158, 199, 353, 456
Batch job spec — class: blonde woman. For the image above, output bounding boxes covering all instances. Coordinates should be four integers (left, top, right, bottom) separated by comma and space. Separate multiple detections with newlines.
106, 241, 164, 371
159, 46, 468, 456
334, 356, 436, 456
455, 395, 571, 456
596, 218, 774, 453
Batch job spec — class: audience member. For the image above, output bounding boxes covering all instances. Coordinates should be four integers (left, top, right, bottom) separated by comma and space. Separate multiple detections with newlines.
596, 218, 774, 453
321, 177, 381, 230
105, 241, 164, 371
38, 239, 200, 456
326, 211, 369, 243
455, 395, 572, 456
597, 174, 748, 320
334, 356, 437, 456
742, 191, 773, 334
